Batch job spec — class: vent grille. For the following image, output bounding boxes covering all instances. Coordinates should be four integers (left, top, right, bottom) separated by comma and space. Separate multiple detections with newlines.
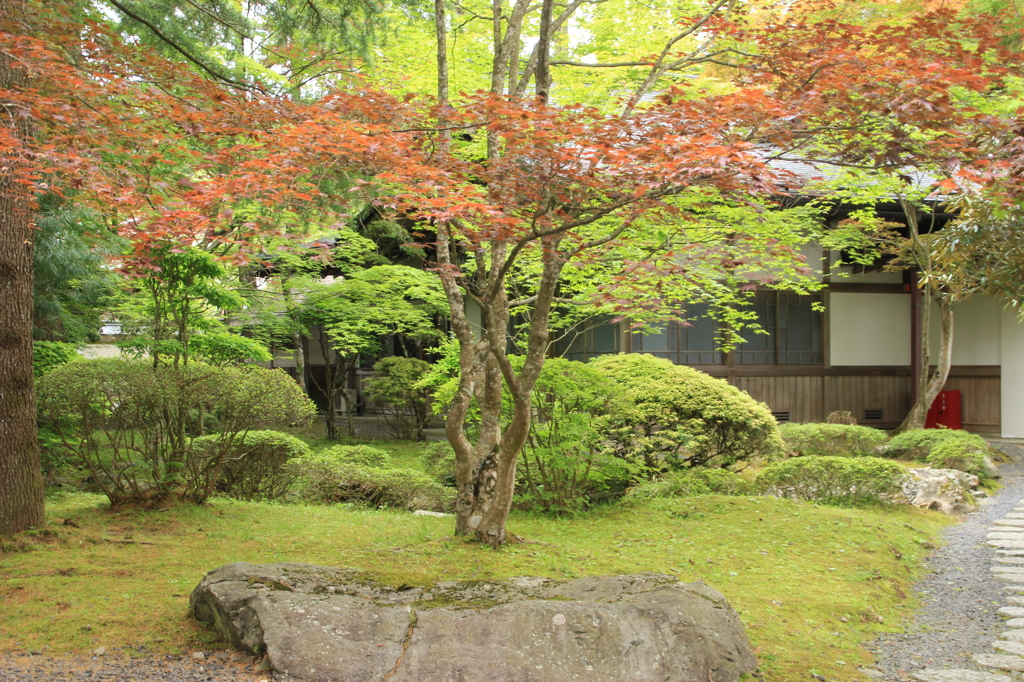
864, 409, 883, 421
772, 411, 791, 423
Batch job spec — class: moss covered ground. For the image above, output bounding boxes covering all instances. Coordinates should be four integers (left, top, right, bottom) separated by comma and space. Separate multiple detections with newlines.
1, 469, 951, 682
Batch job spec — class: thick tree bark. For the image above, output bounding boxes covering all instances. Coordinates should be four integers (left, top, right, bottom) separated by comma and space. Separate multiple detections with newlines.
0, 0, 46, 534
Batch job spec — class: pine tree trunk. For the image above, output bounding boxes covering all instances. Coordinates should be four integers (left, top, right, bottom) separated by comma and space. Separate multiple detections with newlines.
0, 0, 45, 534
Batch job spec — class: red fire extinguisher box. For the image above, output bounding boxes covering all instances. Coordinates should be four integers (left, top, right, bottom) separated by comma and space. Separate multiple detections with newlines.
925, 389, 962, 430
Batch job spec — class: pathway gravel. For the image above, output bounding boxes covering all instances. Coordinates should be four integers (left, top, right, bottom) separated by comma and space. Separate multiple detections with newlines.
866, 462, 1024, 682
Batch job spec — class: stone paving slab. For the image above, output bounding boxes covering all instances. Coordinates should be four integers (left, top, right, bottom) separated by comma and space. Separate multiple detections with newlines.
994, 558, 1024, 564
993, 573, 1024, 581
997, 607, 1024, 617
993, 639, 1024, 656
993, 519, 1024, 526
991, 566, 1024, 573
986, 540, 1024, 549
1000, 630, 1024, 643
911, 669, 1011, 681
973, 653, 1024, 671
1005, 617, 1024, 628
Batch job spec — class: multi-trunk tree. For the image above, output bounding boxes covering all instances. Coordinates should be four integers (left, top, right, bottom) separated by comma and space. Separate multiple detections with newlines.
6, 0, 1024, 547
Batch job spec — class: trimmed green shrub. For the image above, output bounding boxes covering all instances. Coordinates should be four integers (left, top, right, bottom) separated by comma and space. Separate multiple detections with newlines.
887, 428, 990, 463
926, 438, 991, 478
33, 341, 78, 378
509, 357, 638, 513
778, 423, 887, 457
421, 442, 456, 486
757, 456, 908, 507
591, 354, 784, 468
37, 358, 316, 506
318, 444, 392, 468
626, 468, 754, 499
191, 430, 310, 501
365, 356, 433, 441
289, 454, 454, 511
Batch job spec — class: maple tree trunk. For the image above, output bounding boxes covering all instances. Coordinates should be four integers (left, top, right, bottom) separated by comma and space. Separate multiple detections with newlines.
292, 330, 307, 393
436, 220, 564, 546
0, 0, 45, 534
898, 295, 954, 432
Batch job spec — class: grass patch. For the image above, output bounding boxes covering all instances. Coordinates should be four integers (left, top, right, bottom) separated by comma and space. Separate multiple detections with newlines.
0, 487, 950, 681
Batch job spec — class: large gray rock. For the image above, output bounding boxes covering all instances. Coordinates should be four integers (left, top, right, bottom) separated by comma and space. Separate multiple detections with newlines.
901, 468, 980, 514
190, 562, 757, 682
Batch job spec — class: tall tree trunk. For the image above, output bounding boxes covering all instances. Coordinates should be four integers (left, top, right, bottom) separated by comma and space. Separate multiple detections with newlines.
292, 330, 307, 393
534, 0, 554, 103
280, 284, 307, 393
0, 0, 45, 534
898, 294, 954, 432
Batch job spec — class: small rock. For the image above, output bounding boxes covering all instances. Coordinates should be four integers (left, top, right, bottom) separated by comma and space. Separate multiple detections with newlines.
191, 651, 205, 661
92, 646, 106, 656
859, 668, 886, 679
902, 469, 979, 514
974, 653, 1024, 672
412, 510, 450, 517
255, 657, 273, 671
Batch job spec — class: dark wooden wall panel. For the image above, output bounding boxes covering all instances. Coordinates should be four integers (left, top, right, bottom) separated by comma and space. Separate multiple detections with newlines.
943, 376, 1001, 431
703, 364, 999, 432
731, 376, 825, 423
731, 373, 913, 429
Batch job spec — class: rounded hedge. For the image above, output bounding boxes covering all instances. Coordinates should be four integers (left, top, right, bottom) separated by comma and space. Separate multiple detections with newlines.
288, 453, 454, 512
757, 455, 908, 507
192, 430, 310, 501
590, 354, 784, 468
778, 423, 888, 458
626, 468, 754, 499
318, 444, 392, 468
887, 429, 990, 462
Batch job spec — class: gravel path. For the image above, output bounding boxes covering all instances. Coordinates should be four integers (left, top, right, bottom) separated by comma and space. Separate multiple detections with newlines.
0, 651, 272, 682
866, 462, 1024, 681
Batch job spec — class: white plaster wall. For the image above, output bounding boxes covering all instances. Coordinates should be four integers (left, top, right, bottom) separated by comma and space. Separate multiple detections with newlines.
1001, 308, 1024, 438
830, 293, 911, 366
737, 241, 825, 283
926, 297, 1002, 366
79, 344, 123, 359
798, 242, 825, 281
465, 298, 483, 340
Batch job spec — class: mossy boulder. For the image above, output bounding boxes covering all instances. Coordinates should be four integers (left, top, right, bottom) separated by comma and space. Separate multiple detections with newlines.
190, 562, 757, 682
